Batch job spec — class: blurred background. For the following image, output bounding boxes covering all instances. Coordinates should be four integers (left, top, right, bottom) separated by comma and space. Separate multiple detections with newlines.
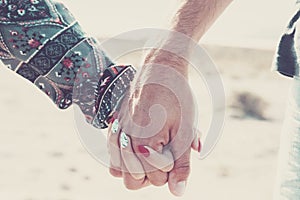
0, 0, 296, 199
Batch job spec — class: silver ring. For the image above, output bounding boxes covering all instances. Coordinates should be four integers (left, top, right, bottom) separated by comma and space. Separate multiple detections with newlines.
111, 119, 119, 134
120, 131, 129, 148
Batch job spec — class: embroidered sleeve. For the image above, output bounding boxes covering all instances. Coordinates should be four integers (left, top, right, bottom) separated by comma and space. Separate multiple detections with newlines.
0, 0, 135, 129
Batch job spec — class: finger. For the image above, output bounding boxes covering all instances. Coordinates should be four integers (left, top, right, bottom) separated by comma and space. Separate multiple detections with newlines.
137, 145, 174, 172
145, 168, 168, 187
109, 167, 122, 178
191, 137, 201, 153
107, 118, 122, 177
120, 131, 145, 180
191, 128, 202, 152
167, 126, 193, 196
122, 163, 150, 190
168, 149, 191, 197
135, 145, 171, 186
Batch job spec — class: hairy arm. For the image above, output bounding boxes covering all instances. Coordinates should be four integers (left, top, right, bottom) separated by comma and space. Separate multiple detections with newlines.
173, 0, 233, 41
146, 0, 233, 75
109, 0, 233, 196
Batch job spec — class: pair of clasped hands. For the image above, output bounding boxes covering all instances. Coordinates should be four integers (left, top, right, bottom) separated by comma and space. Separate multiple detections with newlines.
106, 50, 201, 197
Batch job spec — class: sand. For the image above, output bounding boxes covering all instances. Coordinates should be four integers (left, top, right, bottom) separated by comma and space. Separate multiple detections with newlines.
0, 43, 291, 200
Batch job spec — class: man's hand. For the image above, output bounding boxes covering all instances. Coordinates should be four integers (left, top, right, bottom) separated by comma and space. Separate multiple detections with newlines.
107, 53, 201, 196
107, 0, 232, 196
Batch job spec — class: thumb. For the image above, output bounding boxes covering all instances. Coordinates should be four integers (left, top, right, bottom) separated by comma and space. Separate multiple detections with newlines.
168, 149, 191, 197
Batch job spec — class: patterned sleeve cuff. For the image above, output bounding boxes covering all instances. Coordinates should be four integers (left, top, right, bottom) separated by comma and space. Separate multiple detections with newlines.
0, 0, 136, 129
92, 65, 136, 129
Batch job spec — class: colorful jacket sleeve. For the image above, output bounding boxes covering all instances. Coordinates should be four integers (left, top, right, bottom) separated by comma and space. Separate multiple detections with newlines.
0, 0, 135, 129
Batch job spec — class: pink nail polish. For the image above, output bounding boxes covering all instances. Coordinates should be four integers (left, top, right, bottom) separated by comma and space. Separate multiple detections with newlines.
107, 112, 119, 124
138, 145, 150, 157
198, 140, 202, 153
107, 116, 115, 124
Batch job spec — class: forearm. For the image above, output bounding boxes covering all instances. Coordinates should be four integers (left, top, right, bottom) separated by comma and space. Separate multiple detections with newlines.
145, 0, 233, 75
173, 0, 233, 42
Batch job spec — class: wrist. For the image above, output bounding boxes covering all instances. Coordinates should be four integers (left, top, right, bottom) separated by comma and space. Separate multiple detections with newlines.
144, 49, 189, 77
142, 30, 195, 77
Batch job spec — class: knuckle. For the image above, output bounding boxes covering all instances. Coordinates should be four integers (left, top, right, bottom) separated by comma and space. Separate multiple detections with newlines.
147, 171, 168, 186
172, 160, 191, 179
175, 165, 191, 175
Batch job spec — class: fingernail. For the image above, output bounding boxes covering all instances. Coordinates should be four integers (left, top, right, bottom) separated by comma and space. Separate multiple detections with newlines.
111, 119, 119, 134
192, 138, 198, 149
198, 139, 202, 153
192, 138, 202, 153
108, 112, 119, 124
132, 173, 145, 180
174, 181, 186, 196
107, 116, 115, 124
138, 145, 150, 157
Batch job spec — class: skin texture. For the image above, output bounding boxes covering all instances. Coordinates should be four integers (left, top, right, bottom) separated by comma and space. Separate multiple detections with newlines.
107, 0, 233, 196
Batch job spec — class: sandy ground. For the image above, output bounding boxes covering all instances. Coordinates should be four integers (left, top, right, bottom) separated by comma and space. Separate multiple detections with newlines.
0, 43, 292, 200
